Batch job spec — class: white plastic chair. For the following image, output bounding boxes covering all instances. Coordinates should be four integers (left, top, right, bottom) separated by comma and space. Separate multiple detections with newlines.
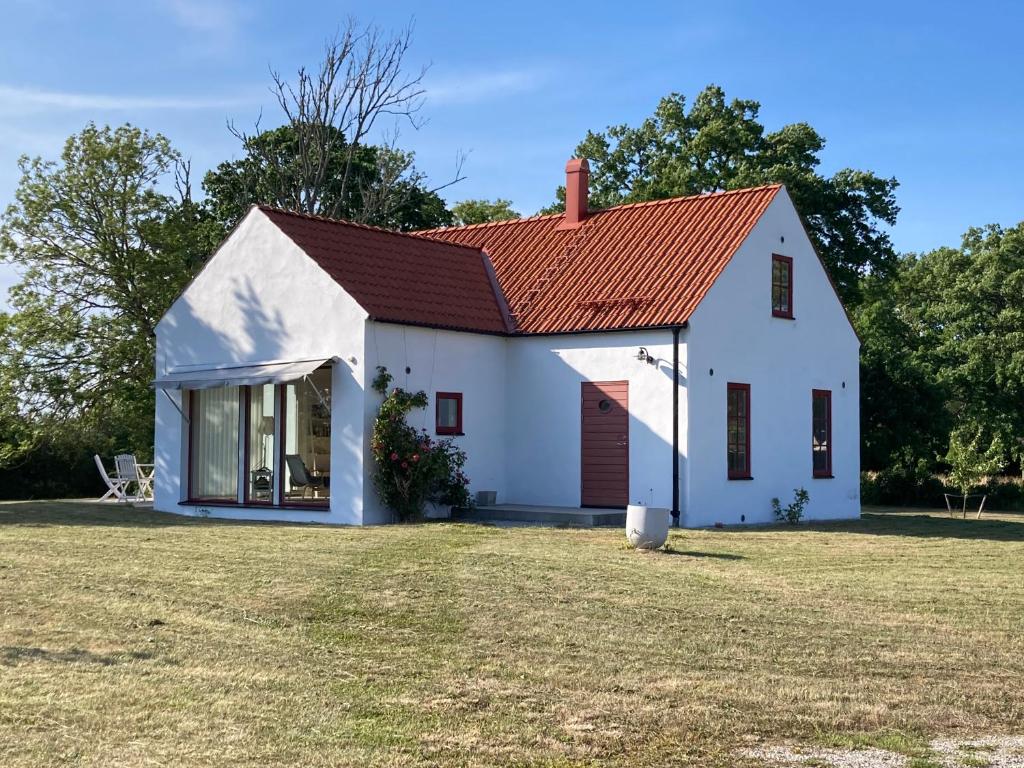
94, 455, 127, 502
114, 454, 154, 502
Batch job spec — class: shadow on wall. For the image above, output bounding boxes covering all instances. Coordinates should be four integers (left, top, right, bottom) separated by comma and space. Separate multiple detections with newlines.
155, 276, 363, 516
504, 335, 684, 513
159, 278, 290, 371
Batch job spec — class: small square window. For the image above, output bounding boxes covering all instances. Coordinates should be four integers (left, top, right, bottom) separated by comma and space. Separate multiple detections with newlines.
772, 254, 793, 318
436, 392, 463, 435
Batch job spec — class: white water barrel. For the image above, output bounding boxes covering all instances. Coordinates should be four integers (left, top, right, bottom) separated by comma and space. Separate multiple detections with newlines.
626, 505, 670, 549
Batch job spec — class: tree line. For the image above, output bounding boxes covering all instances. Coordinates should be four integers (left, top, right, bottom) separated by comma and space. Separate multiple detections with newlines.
0, 24, 1020, 499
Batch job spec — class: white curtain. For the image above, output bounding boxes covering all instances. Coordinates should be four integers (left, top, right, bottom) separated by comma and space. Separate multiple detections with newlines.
191, 388, 239, 500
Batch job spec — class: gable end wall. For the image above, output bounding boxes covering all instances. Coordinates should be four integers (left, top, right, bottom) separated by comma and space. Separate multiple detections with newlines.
153, 209, 369, 524
684, 189, 860, 526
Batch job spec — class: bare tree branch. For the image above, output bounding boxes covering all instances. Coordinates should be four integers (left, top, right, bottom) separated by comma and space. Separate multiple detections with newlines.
227, 18, 460, 224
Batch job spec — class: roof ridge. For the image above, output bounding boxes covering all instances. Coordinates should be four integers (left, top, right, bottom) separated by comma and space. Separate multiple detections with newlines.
414, 210, 562, 236
589, 183, 783, 215
415, 183, 783, 236
256, 204, 485, 254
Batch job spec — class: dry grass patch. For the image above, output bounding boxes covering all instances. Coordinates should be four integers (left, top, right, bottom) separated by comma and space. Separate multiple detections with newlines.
0, 502, 1021, 766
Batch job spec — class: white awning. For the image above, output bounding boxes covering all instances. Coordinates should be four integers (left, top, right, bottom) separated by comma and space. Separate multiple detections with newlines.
152, 358, 333, 391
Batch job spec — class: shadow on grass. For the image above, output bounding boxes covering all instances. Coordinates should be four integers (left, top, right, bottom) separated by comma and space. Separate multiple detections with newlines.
1, 646, 155, 666
0, 501, 328, 529
5, 503, 1022, 544
664, 549, 745, 560
793, 512, 1024, 543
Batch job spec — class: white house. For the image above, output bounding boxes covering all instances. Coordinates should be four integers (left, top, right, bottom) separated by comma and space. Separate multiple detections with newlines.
153, 159, 860, 527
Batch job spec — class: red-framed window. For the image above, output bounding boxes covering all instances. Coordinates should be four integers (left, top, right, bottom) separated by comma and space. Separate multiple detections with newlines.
772, 254, 793, 318
812, 389, 832, 478
727, 383, 751, 479
436, 392, 463, 435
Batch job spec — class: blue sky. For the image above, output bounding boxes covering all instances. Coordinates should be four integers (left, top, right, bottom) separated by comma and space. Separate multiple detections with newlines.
1, 0, 1022, 308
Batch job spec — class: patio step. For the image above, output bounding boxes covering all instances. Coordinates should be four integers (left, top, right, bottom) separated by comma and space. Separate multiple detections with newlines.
452, 503, 626, 527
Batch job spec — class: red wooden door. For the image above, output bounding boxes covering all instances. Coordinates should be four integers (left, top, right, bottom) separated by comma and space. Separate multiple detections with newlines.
581, 381, 629, 507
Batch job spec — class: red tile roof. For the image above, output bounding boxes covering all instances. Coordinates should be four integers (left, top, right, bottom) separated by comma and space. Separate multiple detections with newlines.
259, 206, 511, 335
418, 185, 782, 334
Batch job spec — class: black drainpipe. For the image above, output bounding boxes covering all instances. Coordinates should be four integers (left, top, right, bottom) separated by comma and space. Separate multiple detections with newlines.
671, 325, 683, 527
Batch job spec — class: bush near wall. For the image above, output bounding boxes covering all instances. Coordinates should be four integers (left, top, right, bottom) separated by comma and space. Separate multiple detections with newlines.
861, 470, 1024, 511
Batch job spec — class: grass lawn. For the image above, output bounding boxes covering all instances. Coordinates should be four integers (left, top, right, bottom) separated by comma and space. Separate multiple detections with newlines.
0, 503, 1022, 767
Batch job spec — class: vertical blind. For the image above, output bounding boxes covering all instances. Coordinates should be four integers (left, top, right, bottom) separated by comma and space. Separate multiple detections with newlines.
191, 387, 240, 499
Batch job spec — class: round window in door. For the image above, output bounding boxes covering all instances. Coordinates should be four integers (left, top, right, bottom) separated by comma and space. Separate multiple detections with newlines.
598, 399, 612, 413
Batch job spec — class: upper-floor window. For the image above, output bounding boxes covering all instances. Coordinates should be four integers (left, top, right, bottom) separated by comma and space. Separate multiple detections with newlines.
772, 254, 793, 318
727, 382, 751, 479
436, 392, 463, 435
812, 389, 832, 477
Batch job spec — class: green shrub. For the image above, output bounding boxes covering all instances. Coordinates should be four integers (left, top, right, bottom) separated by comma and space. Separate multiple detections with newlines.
369, 367, 471, 521
772, 488, 810, 524
984, 476, 1024, 511
861, 469, 1024, 511
861, 459, 946, 507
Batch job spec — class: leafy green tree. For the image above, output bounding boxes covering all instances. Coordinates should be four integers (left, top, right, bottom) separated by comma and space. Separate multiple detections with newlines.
548, 85, 899, 304
901, 223, 1024, 470
0, 123, 220, 462
450, 198, 520, 226
204, 124, 453, 231
944, 425, 1005, 506
855, 269, 951, 471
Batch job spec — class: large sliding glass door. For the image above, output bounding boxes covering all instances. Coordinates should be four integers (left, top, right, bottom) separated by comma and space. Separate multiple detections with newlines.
186, 366, 331, 508
246, 384, 276, 503
280, 367, 332, 505
189, 387, 240, 501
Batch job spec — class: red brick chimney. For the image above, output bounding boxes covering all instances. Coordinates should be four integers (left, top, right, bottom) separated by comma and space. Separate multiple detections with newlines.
559, 157, 589, 229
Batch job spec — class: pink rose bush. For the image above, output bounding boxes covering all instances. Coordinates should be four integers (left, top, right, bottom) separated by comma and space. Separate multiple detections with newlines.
370, 366, 472, 521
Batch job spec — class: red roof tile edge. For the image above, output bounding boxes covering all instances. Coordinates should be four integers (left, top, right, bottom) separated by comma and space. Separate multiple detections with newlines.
413, 184, 783, 238
256, 184, 791, 337
256, 204, 485, 252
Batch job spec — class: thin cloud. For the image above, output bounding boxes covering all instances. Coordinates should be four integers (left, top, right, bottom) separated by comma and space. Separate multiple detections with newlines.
0, 84, 254, 113
162, 0, 242, 35
428, 68, 549, 105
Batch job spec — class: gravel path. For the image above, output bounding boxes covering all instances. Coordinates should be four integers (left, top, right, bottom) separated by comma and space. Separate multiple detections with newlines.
931, 737, 1024, 768
740, 736, 1024, 768
739, 745, 908, 767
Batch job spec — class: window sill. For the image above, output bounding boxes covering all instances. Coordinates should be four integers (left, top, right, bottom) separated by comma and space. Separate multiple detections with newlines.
771, 311, 795, 320
728, 476, 754, 481
812, 474, 835, 479
180, 500, 330, 511
436, 431, 465, 437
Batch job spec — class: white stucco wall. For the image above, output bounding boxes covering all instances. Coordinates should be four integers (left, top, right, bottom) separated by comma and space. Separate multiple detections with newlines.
684, 189, 861, 527
504, 330, 687, 511
153, 208, 368, 524
153, 190, 858, 529
360, 322, 509, 524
